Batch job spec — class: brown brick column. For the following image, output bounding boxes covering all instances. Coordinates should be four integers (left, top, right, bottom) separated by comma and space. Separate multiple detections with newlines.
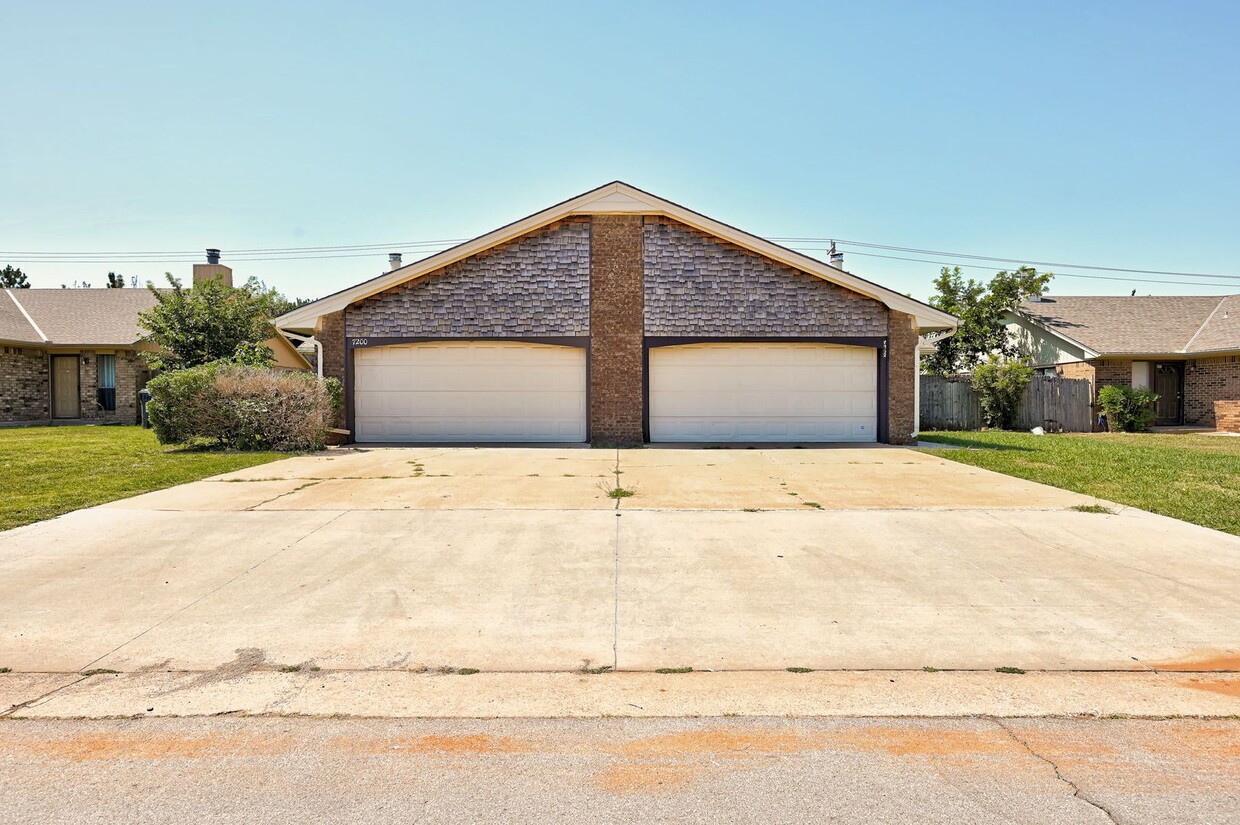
887, 310, 919, 445
589, 215, 645, 445
315, 310, 346, 427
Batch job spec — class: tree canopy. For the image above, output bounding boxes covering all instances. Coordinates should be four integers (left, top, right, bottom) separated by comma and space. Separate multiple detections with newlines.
1, 265, 30, 288
139, 274, 290, 371
106, 271, 126, 288
922, 266, 1053, 375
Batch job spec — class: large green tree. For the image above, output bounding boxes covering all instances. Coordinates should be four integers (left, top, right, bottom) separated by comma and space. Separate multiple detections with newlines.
923, 266, 1053, 375
1, 265, 30, 288
139, 274, 289, 370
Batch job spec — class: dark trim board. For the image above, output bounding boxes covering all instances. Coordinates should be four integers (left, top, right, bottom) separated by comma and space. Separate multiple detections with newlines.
641, 336, 890, 444
344, 336, 592, 443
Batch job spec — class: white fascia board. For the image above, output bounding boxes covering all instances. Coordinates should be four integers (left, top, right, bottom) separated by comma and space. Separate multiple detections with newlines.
276, 182, 958, 333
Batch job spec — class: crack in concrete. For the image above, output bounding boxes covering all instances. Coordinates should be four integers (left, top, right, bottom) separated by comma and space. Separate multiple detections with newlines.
73, 511, 348, 673
244, 480, 323, 511
612, 448, 621, 672
992, 718, 1122, 824
0, 674, 92, 718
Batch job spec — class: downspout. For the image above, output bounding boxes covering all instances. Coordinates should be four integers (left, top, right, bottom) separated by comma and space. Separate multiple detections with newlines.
913, 344, 921, 440
310, 336, 324, 379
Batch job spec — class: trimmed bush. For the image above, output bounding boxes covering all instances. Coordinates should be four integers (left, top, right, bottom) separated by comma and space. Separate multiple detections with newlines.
1097, 384, 1158, 432
971, 356, 1033, 430
147, 364, 339, 451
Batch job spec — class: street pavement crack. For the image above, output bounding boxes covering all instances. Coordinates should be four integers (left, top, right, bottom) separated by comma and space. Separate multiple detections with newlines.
992, 718, 1122, 824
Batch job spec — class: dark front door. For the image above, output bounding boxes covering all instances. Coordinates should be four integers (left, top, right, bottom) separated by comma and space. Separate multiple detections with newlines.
51, 355, 81, 419
1152, 362, 1183, 425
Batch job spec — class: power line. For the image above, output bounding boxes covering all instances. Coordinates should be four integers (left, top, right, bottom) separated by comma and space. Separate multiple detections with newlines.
4, 235, 1237, 288
798, 248, 1240, 289
773, 237, 1238, 280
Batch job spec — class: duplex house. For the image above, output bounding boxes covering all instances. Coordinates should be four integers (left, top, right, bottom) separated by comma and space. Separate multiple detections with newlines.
1007, 295, 1240, 430
276, 182, 958, 445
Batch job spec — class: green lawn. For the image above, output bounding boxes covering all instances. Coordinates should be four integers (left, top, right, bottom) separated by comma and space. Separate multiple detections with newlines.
917, 431, 1240, 536
0, 426, 285, 531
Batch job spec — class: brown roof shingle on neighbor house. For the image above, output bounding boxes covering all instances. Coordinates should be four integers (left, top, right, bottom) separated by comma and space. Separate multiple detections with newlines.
1019, 294, 1240, 355
2, 288, 158, 346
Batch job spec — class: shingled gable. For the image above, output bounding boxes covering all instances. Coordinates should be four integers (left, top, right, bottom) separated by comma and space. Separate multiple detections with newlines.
275, 181, 957, 333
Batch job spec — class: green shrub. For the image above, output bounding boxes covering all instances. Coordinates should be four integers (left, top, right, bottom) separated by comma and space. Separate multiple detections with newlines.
147, 364, 337, 451
1097, 385, 1158, 432
971, 356, 1033, 429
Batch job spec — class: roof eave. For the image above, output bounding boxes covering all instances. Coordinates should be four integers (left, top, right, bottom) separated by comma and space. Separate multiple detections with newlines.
275, 182, 958, 332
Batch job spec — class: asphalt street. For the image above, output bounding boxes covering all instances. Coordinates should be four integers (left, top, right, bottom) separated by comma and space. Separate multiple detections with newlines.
2, 716, 1235, 824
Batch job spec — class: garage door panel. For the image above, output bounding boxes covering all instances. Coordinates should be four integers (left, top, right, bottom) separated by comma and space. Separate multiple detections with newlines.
354, 342, 586, 442
649, 343, 877, 443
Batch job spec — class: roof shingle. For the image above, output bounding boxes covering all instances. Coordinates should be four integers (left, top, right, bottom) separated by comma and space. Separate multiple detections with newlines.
1018, 295, 1239, 355
2, 288, 158, 346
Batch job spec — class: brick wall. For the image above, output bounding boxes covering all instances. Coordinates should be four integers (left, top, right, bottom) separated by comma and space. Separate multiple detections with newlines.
346, 217, 590, 338
315, 310, 346, 427
589, 215, 644, 445
887, 311, 918, 444
1055, 360, 1096, 385
643, 217, 888, 337
1215, 400, 1240, 433
1185, 355, 1240, 428
1093, 359, 1133, 392
0, 347, 48, 421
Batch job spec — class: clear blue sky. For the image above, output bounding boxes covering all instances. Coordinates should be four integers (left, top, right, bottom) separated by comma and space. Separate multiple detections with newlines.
3, 0, 1238, 300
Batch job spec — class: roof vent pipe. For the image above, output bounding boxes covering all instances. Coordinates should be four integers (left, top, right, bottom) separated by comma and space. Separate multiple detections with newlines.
206, 248, 221, 265
828, 242, 844, 270
388, 252, 402, 271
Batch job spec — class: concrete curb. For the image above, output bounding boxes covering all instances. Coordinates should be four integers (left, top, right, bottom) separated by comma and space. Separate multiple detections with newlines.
4, 670, 1237, 720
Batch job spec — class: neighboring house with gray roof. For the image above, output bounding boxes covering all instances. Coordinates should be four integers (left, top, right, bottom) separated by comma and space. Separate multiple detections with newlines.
1, 288, 159, 424
1006, 295, 1240, 430
1, 258, 310, 425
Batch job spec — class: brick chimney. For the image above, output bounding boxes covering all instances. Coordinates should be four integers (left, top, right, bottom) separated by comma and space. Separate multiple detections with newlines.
193, 248, 233, 287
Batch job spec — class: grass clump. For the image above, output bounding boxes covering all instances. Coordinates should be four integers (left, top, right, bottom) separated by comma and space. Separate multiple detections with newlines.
995, 666, 1026, 675
1070, 504, 1115, 514
786, 667, 813, 673
655, 667, 694, 675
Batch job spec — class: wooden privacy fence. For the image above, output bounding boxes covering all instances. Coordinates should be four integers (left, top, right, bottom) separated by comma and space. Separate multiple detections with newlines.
920, 375, 1093, 432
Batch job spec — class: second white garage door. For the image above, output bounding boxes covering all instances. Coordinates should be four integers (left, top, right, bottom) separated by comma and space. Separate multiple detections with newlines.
353, 341, 587, 443
649, 343, 878, 442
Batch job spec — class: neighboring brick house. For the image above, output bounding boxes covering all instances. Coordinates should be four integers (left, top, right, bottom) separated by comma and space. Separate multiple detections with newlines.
275, 181, 957, 445
1006, 295, 1240, 431
1, 259, 310, 425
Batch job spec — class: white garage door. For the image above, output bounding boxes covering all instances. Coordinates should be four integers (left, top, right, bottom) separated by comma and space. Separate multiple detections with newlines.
353, 341, 587, 443
649, 343, 877, 442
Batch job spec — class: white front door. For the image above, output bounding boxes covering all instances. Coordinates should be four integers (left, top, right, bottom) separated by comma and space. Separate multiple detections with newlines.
649, 342, 878, 442
353, 341, 587, 443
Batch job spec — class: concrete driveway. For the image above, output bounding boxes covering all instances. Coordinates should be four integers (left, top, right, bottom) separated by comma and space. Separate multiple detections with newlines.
1, 446, 1237, 674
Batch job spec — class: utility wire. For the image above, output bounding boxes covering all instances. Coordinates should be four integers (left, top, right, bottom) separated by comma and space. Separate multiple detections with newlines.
774, 237, 1237, 280
4, 236, 1238, 287
797, 248, 1240, 289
